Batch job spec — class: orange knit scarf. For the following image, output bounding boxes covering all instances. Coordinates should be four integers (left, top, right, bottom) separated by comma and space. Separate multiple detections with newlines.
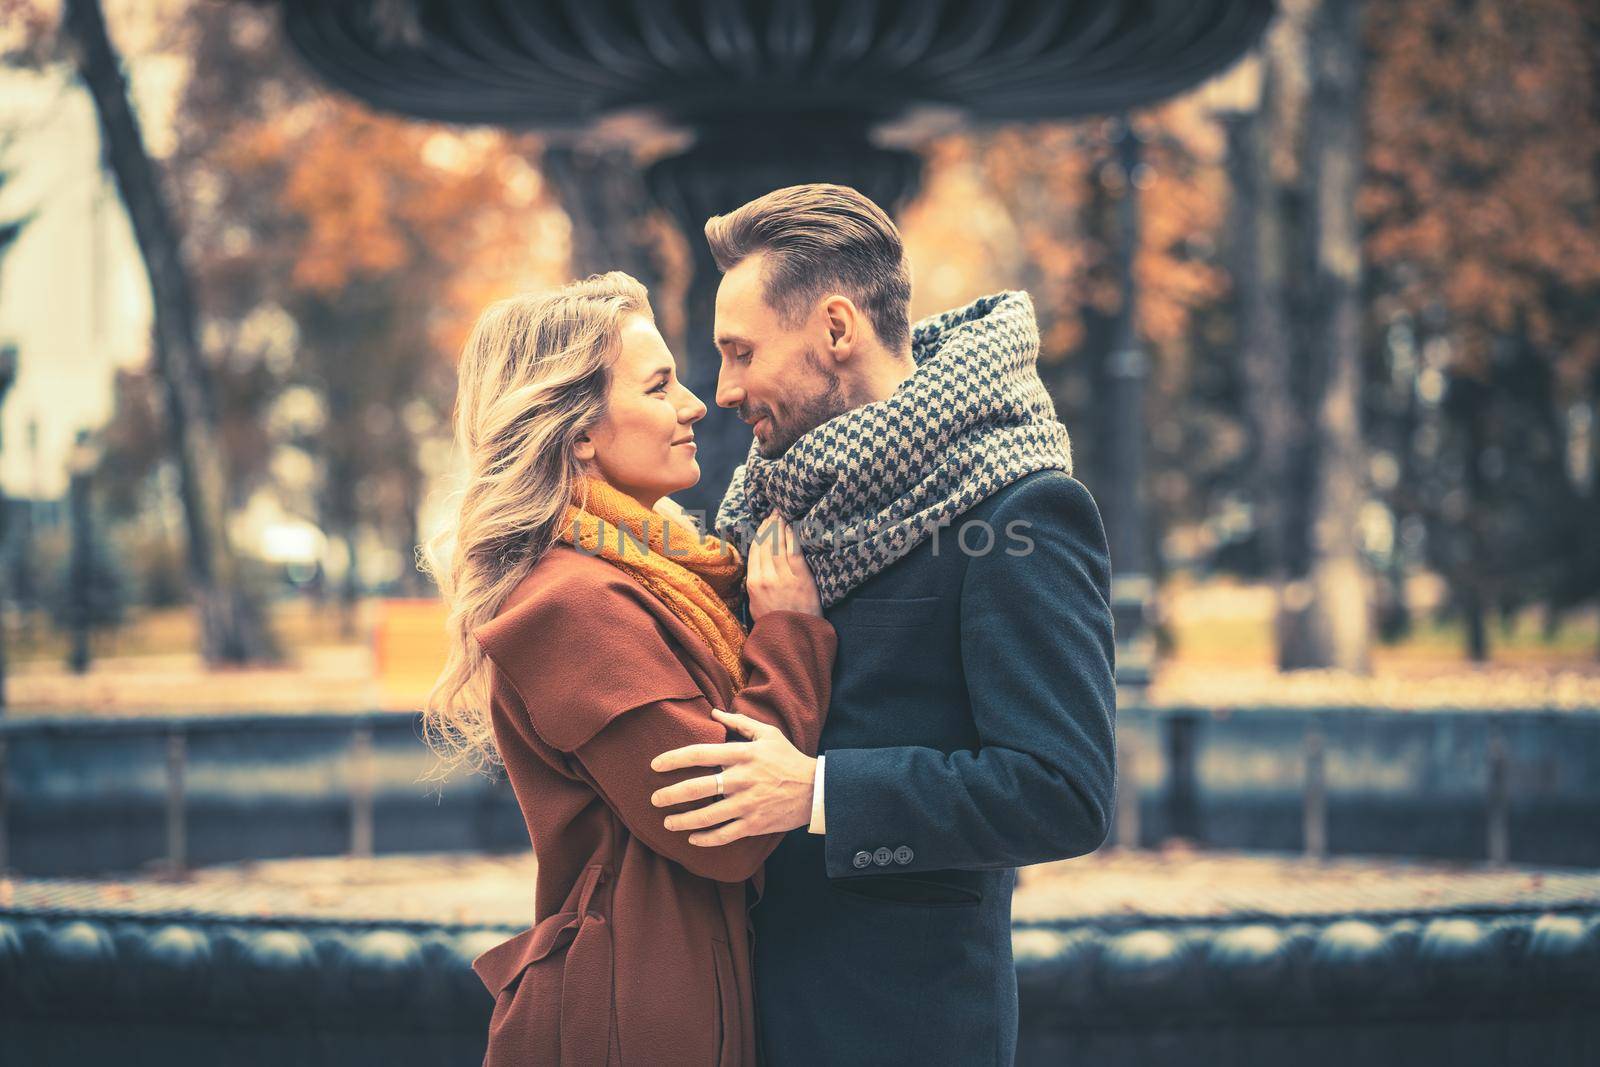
557, 475, 749, 689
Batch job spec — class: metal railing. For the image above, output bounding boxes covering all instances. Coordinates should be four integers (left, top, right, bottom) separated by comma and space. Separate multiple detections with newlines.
1, 704, 1596, 877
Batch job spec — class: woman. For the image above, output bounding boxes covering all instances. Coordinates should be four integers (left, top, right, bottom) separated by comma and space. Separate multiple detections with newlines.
420, 272, 836, 1065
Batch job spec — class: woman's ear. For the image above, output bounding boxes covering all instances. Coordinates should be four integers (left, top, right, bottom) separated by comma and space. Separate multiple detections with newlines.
573, 434, 596, 462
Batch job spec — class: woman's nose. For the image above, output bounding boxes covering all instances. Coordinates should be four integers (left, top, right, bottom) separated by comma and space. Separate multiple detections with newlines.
681, 390, 707, 423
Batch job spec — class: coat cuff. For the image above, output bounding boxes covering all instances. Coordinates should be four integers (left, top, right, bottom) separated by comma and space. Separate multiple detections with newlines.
818, 747, 922, 878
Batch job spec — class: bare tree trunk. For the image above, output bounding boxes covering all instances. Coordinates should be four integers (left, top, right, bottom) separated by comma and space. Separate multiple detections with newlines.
1376, 317, 1420, 643
1456, 374, 1491, 662
62, 0, 275, 665
1297, 0, 1372, 672
1593, 380, 1600, 662
1241, 0, 1371, 671
1238, 0, 1320, 669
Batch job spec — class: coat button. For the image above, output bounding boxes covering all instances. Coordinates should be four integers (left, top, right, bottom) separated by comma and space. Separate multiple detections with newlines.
893, 846, 914, 865
873, 847, 893, 866
853, 851, 872, 869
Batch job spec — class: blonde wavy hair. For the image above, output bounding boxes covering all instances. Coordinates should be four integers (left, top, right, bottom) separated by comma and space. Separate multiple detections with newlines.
418, 271, 653, 779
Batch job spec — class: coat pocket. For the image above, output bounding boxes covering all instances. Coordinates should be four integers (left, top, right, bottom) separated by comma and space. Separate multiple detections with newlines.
710, 936, 740, 1067
472, 864, 614, 1065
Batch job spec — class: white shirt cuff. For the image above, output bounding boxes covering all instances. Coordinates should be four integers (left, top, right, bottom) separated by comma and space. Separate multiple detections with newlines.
807, 753, 826, 834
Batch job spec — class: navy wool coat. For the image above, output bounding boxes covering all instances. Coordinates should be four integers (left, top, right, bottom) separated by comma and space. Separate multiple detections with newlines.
749, 467, 1118, 1066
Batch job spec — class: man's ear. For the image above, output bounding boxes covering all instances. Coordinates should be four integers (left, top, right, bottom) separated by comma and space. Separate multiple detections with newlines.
822, 295, 861, 360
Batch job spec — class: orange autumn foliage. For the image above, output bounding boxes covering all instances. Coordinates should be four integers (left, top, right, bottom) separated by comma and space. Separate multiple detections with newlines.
215, 97, 564, 360
1364, 0, 1600, 385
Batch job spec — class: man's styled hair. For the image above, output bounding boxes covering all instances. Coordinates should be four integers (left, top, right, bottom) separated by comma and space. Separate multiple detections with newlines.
704, 183, 912, 353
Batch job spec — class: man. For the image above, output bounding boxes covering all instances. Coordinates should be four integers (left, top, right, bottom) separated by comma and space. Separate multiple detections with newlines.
648, 183, 1117, 1065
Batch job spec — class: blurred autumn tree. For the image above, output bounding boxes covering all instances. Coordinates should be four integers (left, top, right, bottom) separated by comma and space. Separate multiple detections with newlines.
181, 3, 564, 628
96, 1, 566, 635
900, 0, 1597, 669
1220, 0, 1372, 673
1363, 0, 1600, 660
59, 0, 277, 665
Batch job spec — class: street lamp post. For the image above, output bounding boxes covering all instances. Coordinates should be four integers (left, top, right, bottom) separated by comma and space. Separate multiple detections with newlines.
1104, 116, 1155, 696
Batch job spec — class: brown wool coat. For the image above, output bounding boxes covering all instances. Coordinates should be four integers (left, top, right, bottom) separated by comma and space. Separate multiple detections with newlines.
469, 544, 837, 1066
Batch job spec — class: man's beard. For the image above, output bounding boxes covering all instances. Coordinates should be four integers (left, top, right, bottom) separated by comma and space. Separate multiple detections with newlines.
755, 345, 851, 459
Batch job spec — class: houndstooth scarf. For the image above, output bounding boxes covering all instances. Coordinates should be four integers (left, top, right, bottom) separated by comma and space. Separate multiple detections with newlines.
713, 290, 1074, 608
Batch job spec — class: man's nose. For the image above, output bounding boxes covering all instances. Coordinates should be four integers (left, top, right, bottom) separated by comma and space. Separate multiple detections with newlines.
715, 372, 743, 411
